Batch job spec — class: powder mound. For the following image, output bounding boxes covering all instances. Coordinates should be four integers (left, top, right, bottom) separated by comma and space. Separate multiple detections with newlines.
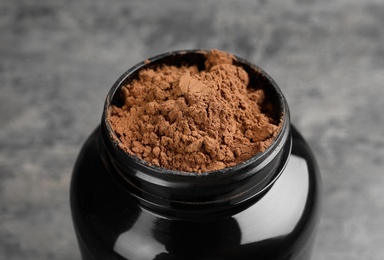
109, 49, 281, 173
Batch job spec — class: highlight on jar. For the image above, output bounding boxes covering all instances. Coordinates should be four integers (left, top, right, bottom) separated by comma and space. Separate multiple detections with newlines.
71, 49, 322, 260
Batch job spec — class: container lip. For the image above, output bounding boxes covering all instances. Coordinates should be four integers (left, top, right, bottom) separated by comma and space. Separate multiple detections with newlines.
103, 49, 289, 177
101, 49, 291, 209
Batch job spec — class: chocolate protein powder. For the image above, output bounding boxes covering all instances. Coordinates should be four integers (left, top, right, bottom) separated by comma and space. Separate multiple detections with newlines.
109, 50, 281, 173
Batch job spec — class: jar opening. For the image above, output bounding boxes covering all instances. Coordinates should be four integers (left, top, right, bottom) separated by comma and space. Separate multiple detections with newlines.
100, 50, 291, 214
103, 49, 287, 176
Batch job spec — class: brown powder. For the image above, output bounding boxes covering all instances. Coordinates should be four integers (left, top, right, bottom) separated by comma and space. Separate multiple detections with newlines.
109, 49, 281, 173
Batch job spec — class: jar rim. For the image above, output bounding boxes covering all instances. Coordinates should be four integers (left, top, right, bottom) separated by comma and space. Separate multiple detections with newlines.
100, 49, 291, 212
103, 49, 289, 176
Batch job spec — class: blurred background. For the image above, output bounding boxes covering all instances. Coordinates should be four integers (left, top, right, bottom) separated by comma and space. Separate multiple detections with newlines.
1, 0, 383, 259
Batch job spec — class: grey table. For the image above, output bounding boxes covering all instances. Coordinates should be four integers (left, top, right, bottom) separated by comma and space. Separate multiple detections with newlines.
1, 0, 383, 259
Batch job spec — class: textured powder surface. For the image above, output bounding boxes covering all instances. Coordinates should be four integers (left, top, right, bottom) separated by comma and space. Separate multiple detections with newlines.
109, 50, 281, 173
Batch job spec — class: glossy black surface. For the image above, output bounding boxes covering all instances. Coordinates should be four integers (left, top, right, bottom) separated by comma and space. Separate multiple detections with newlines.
71, 50, 320, 260
70, 125, 321, 260
71, 50, 321, 259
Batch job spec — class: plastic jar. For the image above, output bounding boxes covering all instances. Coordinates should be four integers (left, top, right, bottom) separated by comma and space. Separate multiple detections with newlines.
70, 50, 321, 260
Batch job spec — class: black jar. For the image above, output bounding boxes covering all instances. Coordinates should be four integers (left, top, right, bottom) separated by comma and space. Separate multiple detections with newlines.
70, 50, 321, 260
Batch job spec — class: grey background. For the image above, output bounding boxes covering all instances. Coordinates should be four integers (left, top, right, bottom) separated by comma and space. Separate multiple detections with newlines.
1, 0, 383, 259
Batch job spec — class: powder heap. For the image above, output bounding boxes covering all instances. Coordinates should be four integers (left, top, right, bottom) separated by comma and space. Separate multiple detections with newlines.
109, 50, 281, 173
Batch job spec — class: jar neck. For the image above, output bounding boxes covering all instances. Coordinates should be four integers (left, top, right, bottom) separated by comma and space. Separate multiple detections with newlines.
99, 50, 292, 219
100, 118, 291, 219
